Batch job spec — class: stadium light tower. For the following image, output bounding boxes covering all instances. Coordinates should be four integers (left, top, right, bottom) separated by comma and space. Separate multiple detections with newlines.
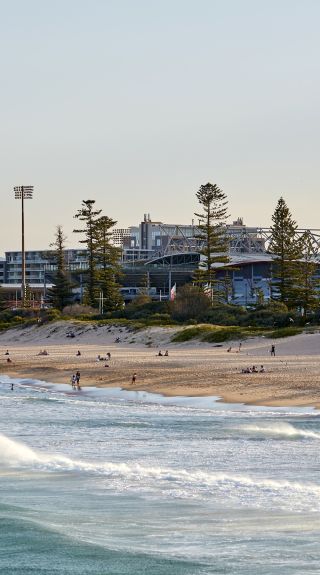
14, 186, 34, 307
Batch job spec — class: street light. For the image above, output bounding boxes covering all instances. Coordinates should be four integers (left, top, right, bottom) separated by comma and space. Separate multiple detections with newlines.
14, 186, 34, 307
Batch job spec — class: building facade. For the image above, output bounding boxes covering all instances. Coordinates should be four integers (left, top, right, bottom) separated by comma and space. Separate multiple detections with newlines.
2, 217, 319, 308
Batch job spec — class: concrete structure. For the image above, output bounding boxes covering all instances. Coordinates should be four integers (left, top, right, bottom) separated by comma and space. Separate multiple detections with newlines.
112, 228, 131, 247
1, 218, 320, 308
0, 258, 5, 284
121, 215, 267, 262
4, 249, 88, 285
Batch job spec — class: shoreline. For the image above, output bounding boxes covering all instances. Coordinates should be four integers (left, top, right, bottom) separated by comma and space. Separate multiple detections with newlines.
2, 374, 317, 414
1, 346, 320, 410
0, 321, 320, 409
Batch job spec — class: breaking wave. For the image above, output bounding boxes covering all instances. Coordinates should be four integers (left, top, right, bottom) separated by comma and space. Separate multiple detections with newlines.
1, 433, 320, 510
240, 422, 320, 439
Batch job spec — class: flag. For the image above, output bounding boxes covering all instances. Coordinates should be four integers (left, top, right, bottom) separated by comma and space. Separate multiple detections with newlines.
170, 283, 177, 301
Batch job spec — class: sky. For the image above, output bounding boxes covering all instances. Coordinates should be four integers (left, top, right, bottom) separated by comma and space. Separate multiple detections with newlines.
1, 0, 320, 252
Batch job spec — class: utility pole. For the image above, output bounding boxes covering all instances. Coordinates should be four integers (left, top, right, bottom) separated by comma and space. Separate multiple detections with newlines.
14, 186, 33, 307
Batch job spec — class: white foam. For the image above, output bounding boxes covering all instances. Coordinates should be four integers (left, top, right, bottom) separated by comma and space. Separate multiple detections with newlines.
241, 422, 320, 439
1, 433, 319, 505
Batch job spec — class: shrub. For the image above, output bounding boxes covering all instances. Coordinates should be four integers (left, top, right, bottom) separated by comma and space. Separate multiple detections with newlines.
124, 301, 170, 321
202, 304, 247, 326
40, 309, 61, 323
268, 327, 302, 338
171, 325, 215, 342
62, 304, 96, 317
170, 285, 211, 321
239, 309, 294, 328
202, 328, 243, 343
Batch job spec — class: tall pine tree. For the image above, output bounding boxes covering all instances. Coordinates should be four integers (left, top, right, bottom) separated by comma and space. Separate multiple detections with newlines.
47, 226, 74, 310
194, 182, 229, 302
74, 200, 101, 307
269, 197, 300, 308
92, 216, 123, 312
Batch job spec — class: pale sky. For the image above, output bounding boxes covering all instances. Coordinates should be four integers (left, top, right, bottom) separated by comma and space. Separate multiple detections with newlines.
1, 0, 320, 253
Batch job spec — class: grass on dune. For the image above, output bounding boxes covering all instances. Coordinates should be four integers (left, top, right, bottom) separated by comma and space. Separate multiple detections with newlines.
171, 324, 303, 343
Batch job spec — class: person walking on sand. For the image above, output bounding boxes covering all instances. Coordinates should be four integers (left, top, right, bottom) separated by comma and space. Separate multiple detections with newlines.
270, 344, 276, 357
131, 372, 137, 384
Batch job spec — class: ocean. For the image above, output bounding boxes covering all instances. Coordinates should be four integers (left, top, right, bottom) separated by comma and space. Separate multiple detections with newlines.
0, 375, 319, 574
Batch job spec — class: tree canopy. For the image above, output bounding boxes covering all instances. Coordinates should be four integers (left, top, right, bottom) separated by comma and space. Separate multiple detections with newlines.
194, 182, 230, 302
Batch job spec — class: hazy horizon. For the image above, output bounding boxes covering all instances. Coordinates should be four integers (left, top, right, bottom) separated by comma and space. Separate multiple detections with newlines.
1, 0, 320, 252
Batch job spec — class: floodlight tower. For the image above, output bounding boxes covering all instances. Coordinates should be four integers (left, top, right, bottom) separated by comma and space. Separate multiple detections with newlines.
14, 186, 34, 307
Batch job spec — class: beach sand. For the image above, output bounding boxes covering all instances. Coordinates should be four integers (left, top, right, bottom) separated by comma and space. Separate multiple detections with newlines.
0, 321, 320, 408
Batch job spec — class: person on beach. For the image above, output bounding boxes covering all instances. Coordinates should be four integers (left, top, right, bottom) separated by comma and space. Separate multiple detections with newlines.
7, 358, 12, 363
238, 342, 242, 352
71, 374, 76, 388
260, 365, 265, 373
11, 383, 14, 391
76, 350, 81, 356
4, 350, 9, 355
158, 350, 163, 356
131, 372, 137, 384
75, 371, 81, 389
107, 352, 111, 360
164, 350, 169, 356
241, 366, 254, 373
270, 344, 276, 357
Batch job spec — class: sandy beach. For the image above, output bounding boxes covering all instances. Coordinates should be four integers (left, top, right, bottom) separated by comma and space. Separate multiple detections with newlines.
1, 321, 320, 408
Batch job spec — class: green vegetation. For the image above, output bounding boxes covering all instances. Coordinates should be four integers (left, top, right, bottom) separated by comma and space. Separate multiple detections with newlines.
171, 325, 214, 342
47, 226, 74, 310
171, 324, 302, 343
92, 215, 123, 311
73, 200, 123, 311
73, 199, 102, 307
202, 328, 245, 343
269, 197, 301, 307
193, 182, 229, 301
268, 327, 303, 338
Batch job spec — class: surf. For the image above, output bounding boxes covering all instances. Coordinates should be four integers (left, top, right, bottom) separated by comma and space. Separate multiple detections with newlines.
240, 421, 320, 439
1, 433, 320, 508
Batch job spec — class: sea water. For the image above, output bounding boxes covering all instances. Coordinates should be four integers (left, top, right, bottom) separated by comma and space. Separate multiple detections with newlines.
0, 375, 319, 574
